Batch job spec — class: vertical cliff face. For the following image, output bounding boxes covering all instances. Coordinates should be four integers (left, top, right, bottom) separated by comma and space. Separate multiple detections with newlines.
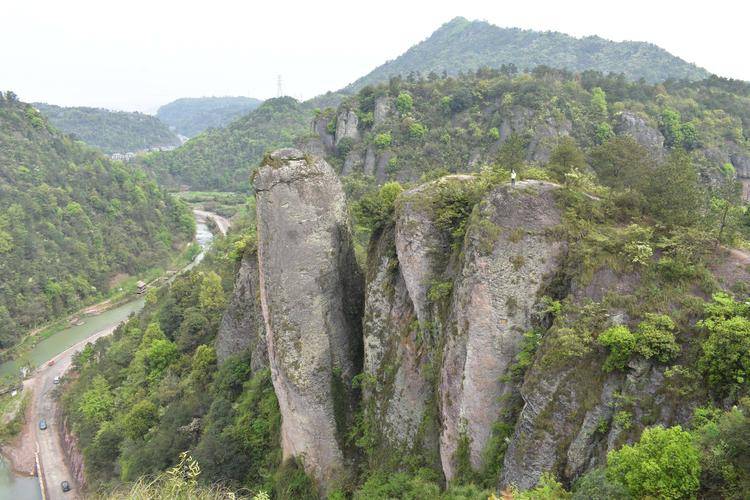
361, 178, 567, 482
439, 180, 564, 479
254, 148, 364, 491
215, 248, 268, 371
362, 223, 438, 459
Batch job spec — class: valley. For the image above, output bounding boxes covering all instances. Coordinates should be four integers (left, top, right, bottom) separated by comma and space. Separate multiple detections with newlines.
0, 210, 227, 500
2, 9, 750, 500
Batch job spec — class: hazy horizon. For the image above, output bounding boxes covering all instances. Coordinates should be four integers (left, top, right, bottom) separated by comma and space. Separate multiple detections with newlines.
4, 0, 749, 113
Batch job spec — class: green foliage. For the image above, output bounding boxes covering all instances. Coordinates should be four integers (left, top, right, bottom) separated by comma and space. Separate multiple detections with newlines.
427, 280, 453, 302
496, 133, 526, 172
373, 131, 393, 149
396, 92, 414, 114
547, 137, 586, 181
511, 472, 571, 499
572, 468, 629, 500
645, 149, 702, 228
354, 470, 440, 500
79, 375, 115, 424
0, 97, 193, 349
156, 96, 263, 137
590, 87, 608, 119
607, 425, 700, 499
352, 181, 404, 231
34, 102, 180, 154
346, 17, 710, 92
635, 313, 679, 362
698, 294, 750, 398
408, 121, 428, 139
142, 97, 311, 191
598, 325, 637, 372
660, 107, 699, 149
598, 314, 679, 372
273, 459, 317, 500
692, 399, 750, 498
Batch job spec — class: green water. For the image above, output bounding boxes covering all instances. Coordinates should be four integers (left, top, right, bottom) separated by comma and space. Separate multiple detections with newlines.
0, 299, 145, 379
0, 457, 40, 500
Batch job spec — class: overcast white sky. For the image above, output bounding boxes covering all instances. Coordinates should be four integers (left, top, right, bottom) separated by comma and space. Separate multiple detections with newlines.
3, 0, 748, 113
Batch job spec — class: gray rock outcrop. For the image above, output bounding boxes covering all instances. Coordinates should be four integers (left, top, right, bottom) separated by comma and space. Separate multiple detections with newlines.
335, 109, 360, 146
254, 148, 364, 491
439, 180, 565, 480
215, 248, 267, 371
373, 97, 391, 126
362, 224, 436, 453
614, 111, 665, 157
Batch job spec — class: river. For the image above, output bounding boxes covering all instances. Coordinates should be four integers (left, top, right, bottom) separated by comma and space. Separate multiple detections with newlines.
0, 218, 216, 499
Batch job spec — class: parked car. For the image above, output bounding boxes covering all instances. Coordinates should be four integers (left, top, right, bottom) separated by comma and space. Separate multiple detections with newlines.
39, 419, 47, 430
47, 360, 55, 367
61, 480, 70, 492
53, 376, 60, 384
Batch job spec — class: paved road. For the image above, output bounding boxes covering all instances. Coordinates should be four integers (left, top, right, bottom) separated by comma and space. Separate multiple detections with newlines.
33, 326, 115, 500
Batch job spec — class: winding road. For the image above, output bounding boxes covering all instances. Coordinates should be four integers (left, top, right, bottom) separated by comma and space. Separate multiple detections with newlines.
3, 209, 230, 499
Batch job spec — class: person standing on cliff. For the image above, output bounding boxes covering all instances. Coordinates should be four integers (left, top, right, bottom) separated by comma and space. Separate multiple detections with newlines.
511, 169, 517, 187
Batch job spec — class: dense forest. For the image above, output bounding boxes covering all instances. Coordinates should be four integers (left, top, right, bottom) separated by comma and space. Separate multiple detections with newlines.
314, 68, 750, 198
61, 68, 750, 499
346, 17, 711, 91
142, 97, 311, 191
33, 103, 181, 154
0, 92, 194, 349
157, 96, 263, 137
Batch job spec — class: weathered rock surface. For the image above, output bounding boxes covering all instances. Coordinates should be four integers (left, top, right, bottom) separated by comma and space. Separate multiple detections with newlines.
364, 146, 376, 176
362, 224, 436, 453
335, 109, 360, 146
500, 265, 679, 490
439, 180, 565, 480
614, 111, 665, 157
342, 150, 364, 176
394, 175, 474, 327
215, 248, 267, 371
254, 148, 364, 491
373, 97, 391, 126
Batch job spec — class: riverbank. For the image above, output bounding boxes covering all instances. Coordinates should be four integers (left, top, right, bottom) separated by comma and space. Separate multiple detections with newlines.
0, 209, 230, 498
0, 237, 202, 368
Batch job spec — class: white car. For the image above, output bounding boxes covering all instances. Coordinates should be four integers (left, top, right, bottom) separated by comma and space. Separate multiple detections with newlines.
53, 376, 60, 384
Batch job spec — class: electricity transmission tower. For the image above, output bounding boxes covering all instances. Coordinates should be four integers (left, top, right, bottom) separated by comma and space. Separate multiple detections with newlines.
277, 75, 283, 97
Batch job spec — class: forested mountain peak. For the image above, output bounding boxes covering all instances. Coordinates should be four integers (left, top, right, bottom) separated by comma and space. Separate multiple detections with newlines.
142, 96, 310, 191
0, 92, 194, 349
156, 96, 263, 138
33, 102, 180, 154
345, 17, 711, 91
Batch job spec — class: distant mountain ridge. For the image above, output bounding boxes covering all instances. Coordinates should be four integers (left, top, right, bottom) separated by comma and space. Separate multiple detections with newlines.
143, 97, 309, 191
33, 103, 180, 154
346, 17, 711, 91
157, 96, 263, 137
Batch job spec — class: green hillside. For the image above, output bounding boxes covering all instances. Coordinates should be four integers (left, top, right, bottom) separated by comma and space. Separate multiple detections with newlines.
157, 96, 263, 137
142, 97, 311, 191
34, 103, 180, 154
347, 17, 710, 91
0, 92, 194, 349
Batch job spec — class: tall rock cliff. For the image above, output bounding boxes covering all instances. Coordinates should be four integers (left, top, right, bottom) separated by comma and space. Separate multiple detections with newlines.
254, 149, 364, 491
215, 248, 268, 371
439, 180, 565, 479
361, 178, 566, 481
